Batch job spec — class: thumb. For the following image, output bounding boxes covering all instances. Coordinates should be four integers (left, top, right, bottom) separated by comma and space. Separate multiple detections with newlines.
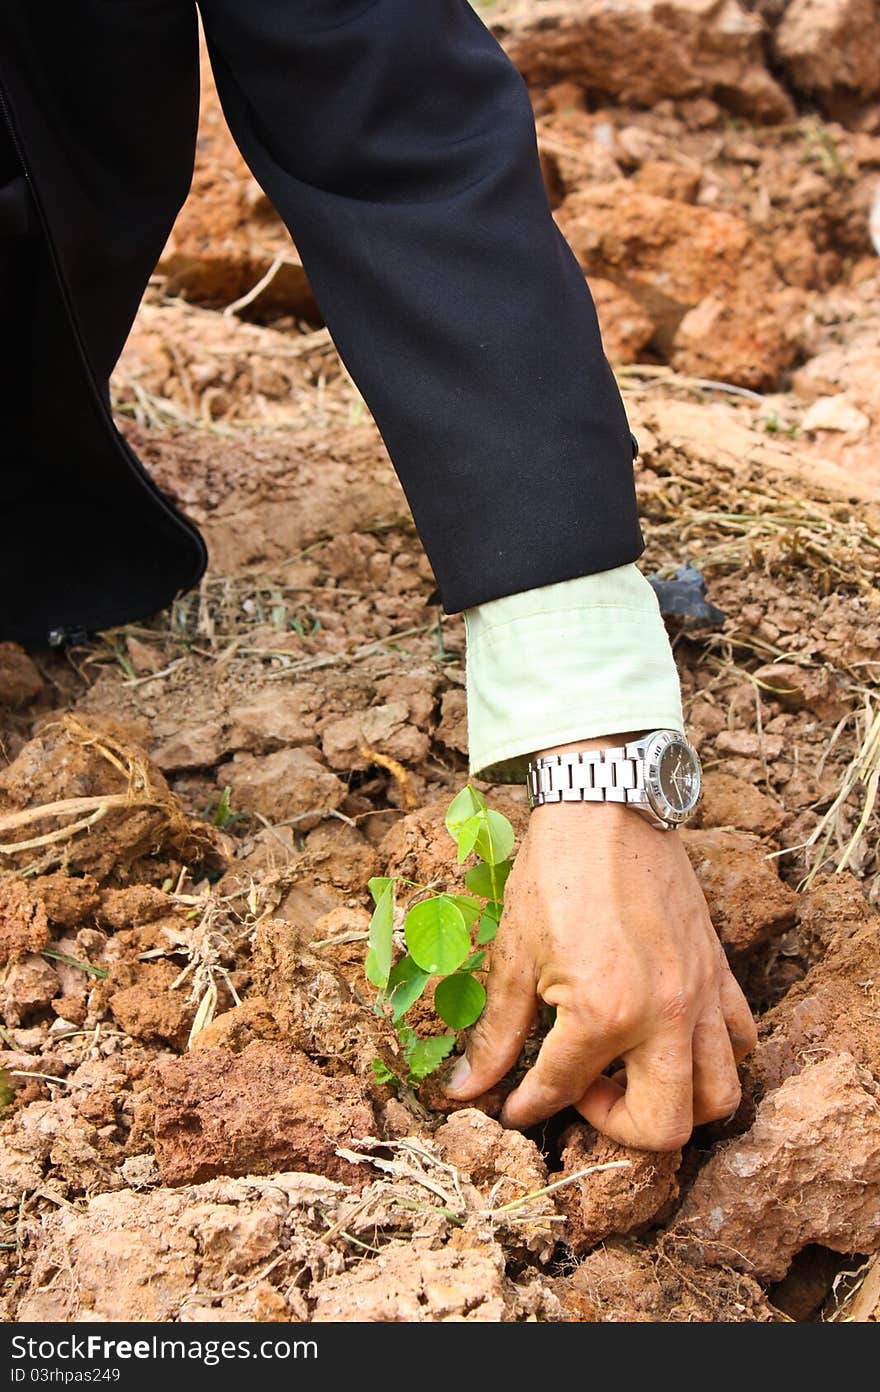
445, 967, 535, 1099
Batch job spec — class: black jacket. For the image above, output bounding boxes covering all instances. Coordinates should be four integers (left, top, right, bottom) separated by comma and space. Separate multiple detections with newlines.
0, 0, 642, 648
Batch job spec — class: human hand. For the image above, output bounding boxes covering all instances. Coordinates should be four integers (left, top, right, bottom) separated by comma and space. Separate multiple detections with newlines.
445, 737, 757, 1149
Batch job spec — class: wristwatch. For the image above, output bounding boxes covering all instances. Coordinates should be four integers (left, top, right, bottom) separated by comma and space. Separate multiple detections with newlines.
525, 729, 701, 830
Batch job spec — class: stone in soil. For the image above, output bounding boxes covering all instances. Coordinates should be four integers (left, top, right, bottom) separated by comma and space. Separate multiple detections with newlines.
0, 643, 43, 707
680, 828, 798, 955
552, 1236, 778, 1322
675, 1053, 880, 1282
551, 1123, 681, 1255
773, 0, 880, 115
556, 183, 802, 387
310, 1230, 561, 1323
217, 746, 346, 830
746, 883, 880, 1098
1, 954, 60, 1028
693, 771, 784, 837
152, 1040, 376, 1186
0, 878, 50, 966
107, 959, 196, 1051
492, 0, 792, 122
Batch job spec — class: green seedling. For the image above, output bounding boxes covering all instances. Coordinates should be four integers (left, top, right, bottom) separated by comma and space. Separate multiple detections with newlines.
366, 785, 514, 1088
211, 786, 248, 829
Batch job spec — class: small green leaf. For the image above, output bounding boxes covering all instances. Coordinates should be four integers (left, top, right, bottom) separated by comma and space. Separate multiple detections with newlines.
371, 1057, 399, 1087
386, 955, 430, 1022
460, 950, 486, 972
477, 901, 502, 945
365, 878, 395, 989
474, 810, 515, 866
404, 1032, 456, 1082
405, 897, 470, 976
442, 894, 482, 927
445, 785, 486, 839
368, 876, 395, 907
434, 973, 487, 1030
454, 814, 482, 864
464, 859, 512, 900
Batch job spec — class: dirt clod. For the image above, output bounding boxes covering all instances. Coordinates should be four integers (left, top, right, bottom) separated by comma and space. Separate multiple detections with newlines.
681, 829, 798, 955
552, 1123, 681, 1254
676, 1053, 880, 1282
152, 1041, 376, 1186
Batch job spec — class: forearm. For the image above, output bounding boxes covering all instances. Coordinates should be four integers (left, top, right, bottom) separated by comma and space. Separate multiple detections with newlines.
202, 0, 642, 614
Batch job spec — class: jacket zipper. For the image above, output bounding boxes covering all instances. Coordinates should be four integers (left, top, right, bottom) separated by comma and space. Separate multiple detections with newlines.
0, 73, 209, 645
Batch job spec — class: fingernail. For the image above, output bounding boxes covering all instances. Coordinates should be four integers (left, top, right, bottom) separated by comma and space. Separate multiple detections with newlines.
446, 1055, 471, 1095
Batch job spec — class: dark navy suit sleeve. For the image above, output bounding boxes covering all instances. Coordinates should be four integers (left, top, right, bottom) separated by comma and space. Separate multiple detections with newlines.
199, 0, 644, 612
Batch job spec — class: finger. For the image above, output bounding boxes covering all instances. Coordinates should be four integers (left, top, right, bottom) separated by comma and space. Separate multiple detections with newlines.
500, 1011, 616, 1129
576, 1032, 693, 1151
445, 960, 535, 1099
691, 1004, 742, 1124
718, 967, 758, 1061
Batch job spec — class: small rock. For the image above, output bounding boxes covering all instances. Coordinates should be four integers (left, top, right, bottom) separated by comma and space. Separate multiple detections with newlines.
0, 878, 50, 967
151, 721, 226, 772
152, 1041, 375, 1186
119, 1154, 160, 1189
322, 701, 429, 772
0, 642, 43, 707
794, 871, 875, 963
190, 996, 279, 1053
434, 688, 468, 756
34, 874, 101, 929
551, 1124, 680, 1254
591, 277, 656, 364
219, 746, 346, 829
495, 0, 792, 122
775, 0, 880, 109
1, 954, 59, 1027
802, 394, 871, 434
746, 886, 880, 1098
108, 960, 195, 1049
633, 158, 701, 203
554, 1236, 777, 1322
676, 1053, 880, 1282
226, 688, 316, 752
680, 829, 798, 955
694, 771, 784, 837
752, 661, 851, 723
435, 1108, 547, 1204
98, 885, 172, 931
250, 918, 395, 1087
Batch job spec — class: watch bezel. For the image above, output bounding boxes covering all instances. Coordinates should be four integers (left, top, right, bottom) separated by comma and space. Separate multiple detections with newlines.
642, 730, 702, 826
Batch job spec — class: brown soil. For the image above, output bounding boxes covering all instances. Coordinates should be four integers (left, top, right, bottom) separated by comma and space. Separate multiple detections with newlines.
3, 2, 880, 1322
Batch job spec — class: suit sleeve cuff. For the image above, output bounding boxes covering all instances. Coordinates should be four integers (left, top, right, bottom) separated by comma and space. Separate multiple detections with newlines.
464, 565, 684, 784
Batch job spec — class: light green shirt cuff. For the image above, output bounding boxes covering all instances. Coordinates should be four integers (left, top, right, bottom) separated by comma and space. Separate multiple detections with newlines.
464, 565, 685, 784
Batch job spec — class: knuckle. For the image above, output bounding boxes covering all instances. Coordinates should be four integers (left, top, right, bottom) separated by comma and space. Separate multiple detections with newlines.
656, 988, 692, 1026
704, 1083, 743, 1118
637, 1124, 692, 1153
572, 986, 637, 1039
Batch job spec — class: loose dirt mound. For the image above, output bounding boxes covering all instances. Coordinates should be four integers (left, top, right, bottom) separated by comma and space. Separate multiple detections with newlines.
3, 2, 880, 1322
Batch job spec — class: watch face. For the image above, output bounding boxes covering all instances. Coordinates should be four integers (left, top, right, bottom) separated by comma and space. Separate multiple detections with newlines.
646, 734, 701, 823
